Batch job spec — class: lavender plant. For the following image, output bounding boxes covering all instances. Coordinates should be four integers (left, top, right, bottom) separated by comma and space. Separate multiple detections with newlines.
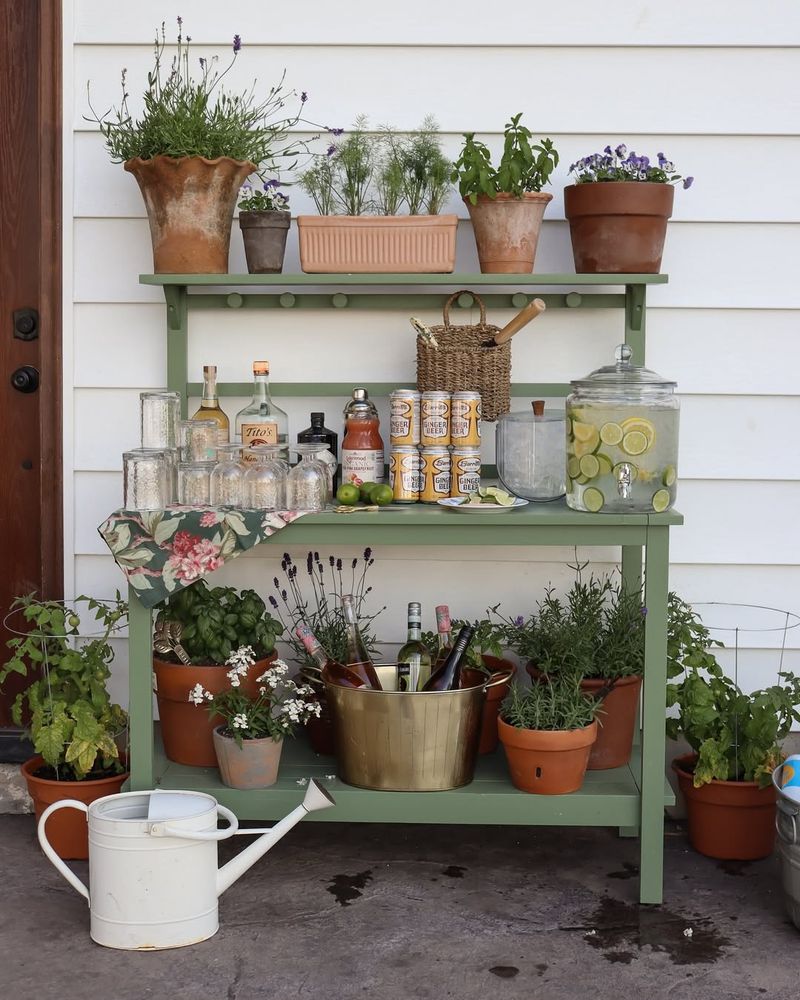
238, 179, 290, 213
501, 676, 600, 732
570, 144, 693, 188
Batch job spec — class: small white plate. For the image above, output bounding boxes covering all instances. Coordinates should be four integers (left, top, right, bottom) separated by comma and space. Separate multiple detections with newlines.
437, 497, 529, 513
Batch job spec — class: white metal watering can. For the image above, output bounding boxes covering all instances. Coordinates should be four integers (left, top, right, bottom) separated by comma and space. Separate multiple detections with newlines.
38, 781, 335, 950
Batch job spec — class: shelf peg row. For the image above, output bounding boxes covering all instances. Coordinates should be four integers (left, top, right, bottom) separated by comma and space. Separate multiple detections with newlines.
226, 293, 244, 309
279, 292, 296, 308
457, 292, 474, 309
332, 293, 349, 309
511, 293, 529, 308
565, 292, 582, 308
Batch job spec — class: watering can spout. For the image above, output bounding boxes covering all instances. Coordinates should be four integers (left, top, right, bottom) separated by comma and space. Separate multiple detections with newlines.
216, 780, 335, 897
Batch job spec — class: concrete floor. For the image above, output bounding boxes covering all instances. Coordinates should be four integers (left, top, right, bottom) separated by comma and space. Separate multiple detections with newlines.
1, 816, 797, 1000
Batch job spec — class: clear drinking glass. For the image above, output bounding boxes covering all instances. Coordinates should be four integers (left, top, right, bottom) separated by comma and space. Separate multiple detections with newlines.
287, 443, 330, 511
123, 449, 171, 510
210, 444, 245, 506
178, 461, 214, 506
140, 391, 181, 449
179, 419, 218, 462
244, 447, 288, 510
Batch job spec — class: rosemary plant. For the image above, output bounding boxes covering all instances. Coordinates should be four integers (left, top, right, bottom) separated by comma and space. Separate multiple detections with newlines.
501, 677, 599, 732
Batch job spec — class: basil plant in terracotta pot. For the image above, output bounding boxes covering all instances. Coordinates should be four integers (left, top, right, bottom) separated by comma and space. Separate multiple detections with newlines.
238, 180, 291, 274
666, 595, 800, 862
1, 595, 129, 861
88, 18, 312, 274
564, 144, 694, 273
191, 646, 320, 789
452, 113, 558, 273
153, 579, 283, 767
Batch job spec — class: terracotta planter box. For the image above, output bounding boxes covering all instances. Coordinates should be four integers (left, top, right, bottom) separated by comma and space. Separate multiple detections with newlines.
296, 214, 458, 273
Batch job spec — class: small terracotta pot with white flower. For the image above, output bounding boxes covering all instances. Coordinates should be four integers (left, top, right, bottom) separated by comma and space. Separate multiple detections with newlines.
193, 648, 321, 790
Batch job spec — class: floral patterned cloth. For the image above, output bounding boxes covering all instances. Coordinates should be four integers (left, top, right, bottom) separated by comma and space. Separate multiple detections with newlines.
98, 507, 308, 609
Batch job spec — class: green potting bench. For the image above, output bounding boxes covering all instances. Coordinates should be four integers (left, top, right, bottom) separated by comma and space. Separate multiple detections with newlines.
124, 273, 679, 905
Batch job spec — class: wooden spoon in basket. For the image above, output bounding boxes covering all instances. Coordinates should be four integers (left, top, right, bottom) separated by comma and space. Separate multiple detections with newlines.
481, 297, 546, 347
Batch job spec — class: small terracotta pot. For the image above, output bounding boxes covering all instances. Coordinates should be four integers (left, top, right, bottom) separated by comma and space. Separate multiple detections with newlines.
673, 754, 776, 860
525, 663, 642, 770
213, 727, 283, 789
563, 181, 674, 274
154, 653, 277, 767
498, 717, 597, 794
22, 756, 129, 860
239, 210, 290, 273
462, 656, 516, 754
125, 155, 255, 273
296, 214, 458, 273
306, 701, 336, 755
464, 192, 552, 273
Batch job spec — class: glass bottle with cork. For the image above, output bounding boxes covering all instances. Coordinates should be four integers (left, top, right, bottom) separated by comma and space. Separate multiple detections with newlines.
396, 602, 432, 692
342, 387, 385, 487
298, 412, 339, 491
235, 361, 289, 465
340, 594, 382, 689
192, 365, 230, 444
422, 624, 475, 691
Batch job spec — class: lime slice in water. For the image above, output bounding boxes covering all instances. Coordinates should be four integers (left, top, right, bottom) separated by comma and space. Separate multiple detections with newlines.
596, 453, 613, 477
582, 487, 604, 512
621, 430, 648, 456
579, 454, 600, 479
567, 456, 581, 479
652, 489, 671, 512
662, 465, 677, 487
599, 422, 623, 446
621, 417, 656, 449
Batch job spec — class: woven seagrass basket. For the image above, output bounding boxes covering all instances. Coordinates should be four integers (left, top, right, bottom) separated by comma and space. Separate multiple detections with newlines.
416, 290, 510, 421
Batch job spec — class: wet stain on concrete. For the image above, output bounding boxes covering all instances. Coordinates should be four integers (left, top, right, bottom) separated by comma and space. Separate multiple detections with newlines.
442, 865, 467, 879
326, 870, 373, 907
489, 966, 519, 979
535, 963, 548, 976
717, 859, 751, 877
577, 896, 731, 966
607, 862, 640, 880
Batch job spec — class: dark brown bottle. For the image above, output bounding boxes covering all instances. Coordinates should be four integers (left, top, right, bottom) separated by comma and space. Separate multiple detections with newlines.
422, 625, 475, 692
298, 412, 339, 491
341, 594, 382, 690
295, 623, 367, 689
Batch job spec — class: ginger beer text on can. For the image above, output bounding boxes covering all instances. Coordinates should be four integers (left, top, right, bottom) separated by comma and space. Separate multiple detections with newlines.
421, 392, 451, 446
389, 446, 421, 503
389, 389, 421, 446
450, 391, 481, 447
450, 447, 481, 498
420, 446, 451, 503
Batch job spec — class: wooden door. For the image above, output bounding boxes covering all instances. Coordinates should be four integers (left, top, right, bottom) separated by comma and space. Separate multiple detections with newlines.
0, 0, 62, 733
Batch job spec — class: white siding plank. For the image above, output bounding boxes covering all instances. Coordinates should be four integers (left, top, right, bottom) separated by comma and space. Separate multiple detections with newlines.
74, 304, 165, 387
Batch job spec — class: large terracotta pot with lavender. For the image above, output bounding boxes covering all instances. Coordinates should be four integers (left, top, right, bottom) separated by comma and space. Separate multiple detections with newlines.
465, 192, 552, 273
125, 155, 255, 273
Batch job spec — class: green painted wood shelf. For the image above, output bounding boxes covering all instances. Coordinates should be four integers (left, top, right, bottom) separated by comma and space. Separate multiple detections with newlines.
127, 270, 678, 905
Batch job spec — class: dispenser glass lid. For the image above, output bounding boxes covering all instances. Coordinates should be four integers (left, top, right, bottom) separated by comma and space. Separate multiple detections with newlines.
571, 344, 676, 390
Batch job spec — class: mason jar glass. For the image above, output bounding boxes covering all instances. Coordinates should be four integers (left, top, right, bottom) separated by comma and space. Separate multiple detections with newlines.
177, 461, 214, 506
140, 391, 181, 450
210, 444, 245, 507
123, 449, 171, 510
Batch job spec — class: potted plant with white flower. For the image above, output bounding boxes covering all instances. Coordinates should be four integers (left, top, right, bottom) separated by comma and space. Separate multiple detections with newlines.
238, 179, 291, 273
191, 647, 320, 789
564, 144, 694, 273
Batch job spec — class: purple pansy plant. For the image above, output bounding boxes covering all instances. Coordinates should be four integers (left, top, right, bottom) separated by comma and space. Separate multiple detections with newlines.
570, 144, 693, 189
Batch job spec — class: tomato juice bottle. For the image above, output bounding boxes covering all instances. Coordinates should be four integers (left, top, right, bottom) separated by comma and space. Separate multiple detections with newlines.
342, 387, 385, 486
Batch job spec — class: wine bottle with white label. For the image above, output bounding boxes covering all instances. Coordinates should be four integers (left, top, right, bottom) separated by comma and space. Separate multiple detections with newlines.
235, 361, 289, 465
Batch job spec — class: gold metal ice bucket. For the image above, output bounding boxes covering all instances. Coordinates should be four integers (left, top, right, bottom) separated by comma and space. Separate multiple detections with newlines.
325, 667, 507, 791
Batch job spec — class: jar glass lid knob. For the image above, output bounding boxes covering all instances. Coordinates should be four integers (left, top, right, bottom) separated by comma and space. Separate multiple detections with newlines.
615, 344, 633, 369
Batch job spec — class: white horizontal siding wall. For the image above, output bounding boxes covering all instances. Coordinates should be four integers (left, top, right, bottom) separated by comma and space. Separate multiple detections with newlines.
65, 1, 800, 706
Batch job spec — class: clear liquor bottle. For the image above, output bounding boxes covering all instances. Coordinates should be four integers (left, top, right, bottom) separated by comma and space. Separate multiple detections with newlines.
191, 365, 230, 444
422, 625, 474, 692
341, 594, 382, 690
396, 602, 432, 692
235, 361, 289, 466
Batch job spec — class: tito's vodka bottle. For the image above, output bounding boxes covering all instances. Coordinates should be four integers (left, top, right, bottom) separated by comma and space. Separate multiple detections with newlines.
235, 361, 289, 465
192, 365, 230, 444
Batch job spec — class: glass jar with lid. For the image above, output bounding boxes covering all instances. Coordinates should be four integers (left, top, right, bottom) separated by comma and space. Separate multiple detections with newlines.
496, 401, 566, 502
566, 344, 679, 514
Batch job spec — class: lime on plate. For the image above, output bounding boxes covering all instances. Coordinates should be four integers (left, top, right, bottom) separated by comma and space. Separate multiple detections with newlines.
621, 430, 649, 456
596, 453, 613, 476
662, 465, 677, 487
485, 487, 515, 507
621, 417, 656, 449
579, 454, 600, 479
599, 422, 624, 446
582, 487, 605, 512
567, 456, 581, 479
652, 488, 671, 512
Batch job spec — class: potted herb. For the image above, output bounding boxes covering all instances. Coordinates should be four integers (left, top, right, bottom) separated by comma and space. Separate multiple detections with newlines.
1, 596, 129, 860
667, 596, 800, 860
237, 179, 291, 274
190, 646, 319, 789
498, 677, 599, 794
153, 580, 283, 766
88, 19, 311, 273
564, 144, 694, 273
297, 116, 457, 273
452, 113, 558, 273
502, 568, 644, 770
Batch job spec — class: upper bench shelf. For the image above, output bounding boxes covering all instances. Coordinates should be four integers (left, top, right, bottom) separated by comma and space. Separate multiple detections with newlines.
140, 273, 669, 287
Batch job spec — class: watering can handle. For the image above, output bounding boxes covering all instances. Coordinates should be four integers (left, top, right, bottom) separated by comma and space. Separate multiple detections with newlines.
37, 799, 91, 904
152, 803, 239, 841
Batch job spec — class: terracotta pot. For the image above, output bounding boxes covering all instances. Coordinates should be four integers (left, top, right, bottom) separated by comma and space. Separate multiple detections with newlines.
125, 155, 255, 273
462, 656, 516, 754
525, 663, 641, 770
498, 717, 597, 794
239, 210, 290, 274
563, 181, 674, 274
673, 754, 776, 860
464, 192, 552, 273
306, 701, 336, 755
213, 726, 283, 789
296, 214, 458, 273
22, 756, 128, 861
153, 653, 277, 767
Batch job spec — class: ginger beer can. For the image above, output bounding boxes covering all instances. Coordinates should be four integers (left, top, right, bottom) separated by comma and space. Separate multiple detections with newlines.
389, 389, 421, 446
420, 446, 452, 503
389, 446, 421, 503
450, 391, 482, 447
420, 391, 451, 447
450, 447, 481, 498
